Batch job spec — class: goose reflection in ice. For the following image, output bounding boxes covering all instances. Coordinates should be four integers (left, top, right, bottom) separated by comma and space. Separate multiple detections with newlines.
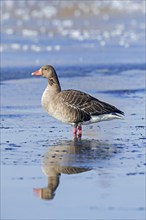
33, 138, 119, 200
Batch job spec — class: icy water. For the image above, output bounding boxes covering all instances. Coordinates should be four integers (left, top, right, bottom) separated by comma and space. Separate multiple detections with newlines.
1, 65, 146, 220
1, 1, 146, 220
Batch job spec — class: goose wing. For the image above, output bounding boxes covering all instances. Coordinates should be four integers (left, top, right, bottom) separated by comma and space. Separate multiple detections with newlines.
59, 90, 124, 123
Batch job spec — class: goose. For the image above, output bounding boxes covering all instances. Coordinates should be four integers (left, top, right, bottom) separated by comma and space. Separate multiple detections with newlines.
32, 65, 124, 137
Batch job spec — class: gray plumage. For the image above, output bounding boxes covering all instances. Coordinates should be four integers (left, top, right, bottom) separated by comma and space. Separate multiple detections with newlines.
32, 65, 124, 129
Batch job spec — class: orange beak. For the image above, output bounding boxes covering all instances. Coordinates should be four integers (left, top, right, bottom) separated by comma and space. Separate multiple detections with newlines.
32, 69, 42, 76
33, 188, 42, 198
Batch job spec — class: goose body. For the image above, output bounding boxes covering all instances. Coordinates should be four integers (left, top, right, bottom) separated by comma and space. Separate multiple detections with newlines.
32, 65, 124, 137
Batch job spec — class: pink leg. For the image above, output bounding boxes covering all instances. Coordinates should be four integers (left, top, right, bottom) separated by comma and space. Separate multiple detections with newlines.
73, 127, 77, 137
78, 126, 82, 138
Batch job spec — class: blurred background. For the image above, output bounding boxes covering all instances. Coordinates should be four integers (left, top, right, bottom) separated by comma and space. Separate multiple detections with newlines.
1, 2, 146, 219
1, 0, 145, 70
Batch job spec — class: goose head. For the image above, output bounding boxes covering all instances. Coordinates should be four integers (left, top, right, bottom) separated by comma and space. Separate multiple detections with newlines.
32, 65, 61, 90
32, 65, 56, 79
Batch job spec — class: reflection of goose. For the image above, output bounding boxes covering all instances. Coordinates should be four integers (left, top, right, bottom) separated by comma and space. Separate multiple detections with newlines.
33, 138, 118, 200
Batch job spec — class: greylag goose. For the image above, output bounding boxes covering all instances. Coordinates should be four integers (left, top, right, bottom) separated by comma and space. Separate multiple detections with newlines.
32, 65, 124, 137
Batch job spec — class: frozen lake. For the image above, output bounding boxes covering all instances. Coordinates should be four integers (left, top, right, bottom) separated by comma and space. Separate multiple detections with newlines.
1, 1, 146, 220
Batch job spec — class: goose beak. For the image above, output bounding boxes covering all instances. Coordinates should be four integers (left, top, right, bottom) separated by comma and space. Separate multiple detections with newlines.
32, 69, 42, 76
33, 188, 42, 198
